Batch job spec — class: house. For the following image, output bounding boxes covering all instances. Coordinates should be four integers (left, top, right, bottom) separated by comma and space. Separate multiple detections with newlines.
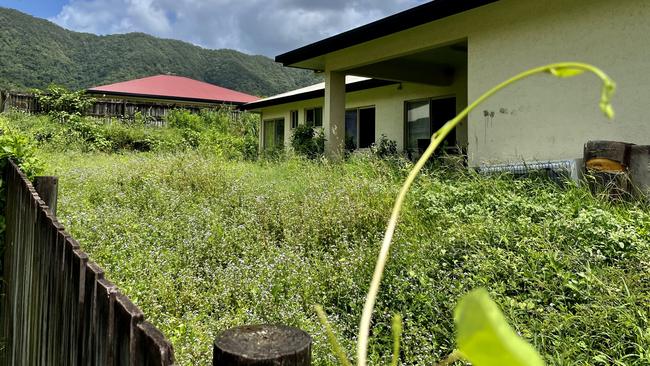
241, 0, 650, 167
87, 75, 259, 120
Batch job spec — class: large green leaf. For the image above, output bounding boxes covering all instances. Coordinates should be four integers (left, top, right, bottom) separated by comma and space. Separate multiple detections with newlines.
454, 289, 545, 366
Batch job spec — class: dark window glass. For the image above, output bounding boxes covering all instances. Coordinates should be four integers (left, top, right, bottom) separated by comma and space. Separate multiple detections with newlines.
290, 110, 299, 129
314, 107, 322, 127
358, 107, 375, 148
305, 109, 315, 127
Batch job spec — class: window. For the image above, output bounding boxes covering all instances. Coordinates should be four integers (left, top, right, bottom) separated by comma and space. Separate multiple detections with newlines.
305, 107, 322, 127
263, 118, 285, 150
345, 107, 376, 150
405, 97, 456, 156
290, 110, 299, 129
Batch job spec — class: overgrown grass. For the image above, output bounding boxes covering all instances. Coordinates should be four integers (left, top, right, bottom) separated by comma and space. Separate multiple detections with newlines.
39, 150, 649, 366
2, 108, 259, 159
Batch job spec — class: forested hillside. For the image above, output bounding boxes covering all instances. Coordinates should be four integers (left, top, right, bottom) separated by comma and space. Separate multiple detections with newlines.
0, 7, 320, 96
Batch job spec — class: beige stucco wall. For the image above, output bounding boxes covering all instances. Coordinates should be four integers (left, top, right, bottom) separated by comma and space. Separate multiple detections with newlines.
259, 77, 467, 151
317, 0, 650, 166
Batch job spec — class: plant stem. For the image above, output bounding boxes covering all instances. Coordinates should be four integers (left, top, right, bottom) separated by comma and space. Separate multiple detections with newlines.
356, 62, 615, 366
315, 305, 353, 366
390, 314, 403, 366
436, 350, 463, 366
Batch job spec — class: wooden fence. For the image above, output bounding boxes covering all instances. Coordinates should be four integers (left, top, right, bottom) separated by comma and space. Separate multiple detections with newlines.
1, 160, 175, 365
0, 91, 42, 114
0, 90, 236, 125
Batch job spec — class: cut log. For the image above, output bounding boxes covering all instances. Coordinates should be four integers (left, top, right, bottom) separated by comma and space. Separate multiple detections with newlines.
213, 325, 311, 366
629, 145, 650, 200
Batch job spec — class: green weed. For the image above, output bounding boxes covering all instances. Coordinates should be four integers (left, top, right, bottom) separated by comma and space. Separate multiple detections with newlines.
39, 151, 650, 366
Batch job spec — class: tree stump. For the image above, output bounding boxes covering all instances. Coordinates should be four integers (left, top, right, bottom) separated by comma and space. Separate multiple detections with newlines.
629, 145, 650, 200
213, 325, 311, 366
584, 141, 633, 199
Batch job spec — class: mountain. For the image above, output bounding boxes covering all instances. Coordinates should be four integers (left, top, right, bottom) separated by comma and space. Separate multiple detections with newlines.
0, 7, 320, 96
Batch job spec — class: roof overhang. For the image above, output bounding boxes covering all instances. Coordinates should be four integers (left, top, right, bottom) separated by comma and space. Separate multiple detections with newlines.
275, 0, 498, 70
239, 78, 396, 111
86, 90, 248, 106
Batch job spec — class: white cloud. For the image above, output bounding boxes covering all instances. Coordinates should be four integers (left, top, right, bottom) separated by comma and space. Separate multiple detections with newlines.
51, 0, 425, 56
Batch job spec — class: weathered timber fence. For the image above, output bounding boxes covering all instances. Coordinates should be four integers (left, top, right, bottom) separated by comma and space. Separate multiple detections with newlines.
0, 91, 42, 114
0, 90, 242, 125
0, 91, 178, 123
1, 160, 175, 365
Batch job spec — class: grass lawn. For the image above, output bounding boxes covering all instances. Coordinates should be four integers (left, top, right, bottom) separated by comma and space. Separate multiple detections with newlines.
38, 150, 650, 365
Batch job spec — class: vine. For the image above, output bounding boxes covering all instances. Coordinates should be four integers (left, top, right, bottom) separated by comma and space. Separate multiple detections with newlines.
317, 62, 617, 365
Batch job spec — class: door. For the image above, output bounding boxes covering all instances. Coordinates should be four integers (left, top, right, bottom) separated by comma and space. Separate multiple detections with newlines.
263, 119, 284, 150
430, 97, 456, 149
358, 107, 376, 148
345, 107, 376, 150
406, 97, 456, 156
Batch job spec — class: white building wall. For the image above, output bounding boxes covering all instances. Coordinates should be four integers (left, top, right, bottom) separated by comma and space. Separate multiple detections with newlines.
316, 0, 650, 166
259, 78, 466, 151
466, 0, 650, 166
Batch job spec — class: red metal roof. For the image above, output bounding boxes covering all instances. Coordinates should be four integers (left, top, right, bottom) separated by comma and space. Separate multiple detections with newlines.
88, 75, 259, 104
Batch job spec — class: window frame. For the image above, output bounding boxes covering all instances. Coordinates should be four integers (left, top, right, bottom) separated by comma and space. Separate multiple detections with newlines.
345, 105, 376, 150
404, 95, 457, 156
263, 118, 285, 150
305, 107, 323, 128
290, 110, 299, 129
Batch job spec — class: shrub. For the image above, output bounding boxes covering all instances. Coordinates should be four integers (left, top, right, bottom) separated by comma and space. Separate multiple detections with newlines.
2, 107, 260, 157
291, 124, 325, 159
0, 116, 44, 274
370, 134, 398, 159
165, 109, 205, 131
35, 85, 95, 123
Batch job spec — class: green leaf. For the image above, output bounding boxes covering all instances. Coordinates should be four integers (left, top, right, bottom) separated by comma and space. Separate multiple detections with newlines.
549, 67, 585, 78
454, 289, 545, 366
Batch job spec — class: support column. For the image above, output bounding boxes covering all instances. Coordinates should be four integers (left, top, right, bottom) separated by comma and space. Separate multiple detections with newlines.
323, 71, 346, 160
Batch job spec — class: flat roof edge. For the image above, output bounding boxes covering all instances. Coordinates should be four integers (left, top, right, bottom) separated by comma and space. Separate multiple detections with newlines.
275, 0, 499, 68
239, 79, 397, 111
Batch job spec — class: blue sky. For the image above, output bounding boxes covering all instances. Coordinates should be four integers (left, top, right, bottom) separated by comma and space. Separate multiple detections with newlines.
0, 0, 66, 18
0, 0, 425, 56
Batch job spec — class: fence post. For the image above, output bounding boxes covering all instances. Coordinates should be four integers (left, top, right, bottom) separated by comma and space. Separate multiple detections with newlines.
33, 176, 58, 216
213, 324, 311, 366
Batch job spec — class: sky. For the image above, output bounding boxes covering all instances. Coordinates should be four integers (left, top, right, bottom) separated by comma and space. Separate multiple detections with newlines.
0, 0, 426, 56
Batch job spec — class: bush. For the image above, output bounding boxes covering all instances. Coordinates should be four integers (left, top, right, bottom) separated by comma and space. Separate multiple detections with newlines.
291, 124, 325, 159
0, 116, 44, 274
371, 134, 398, 159
165, 109, 205, 131
35, 85, 95, 123
1, 107, 260, 158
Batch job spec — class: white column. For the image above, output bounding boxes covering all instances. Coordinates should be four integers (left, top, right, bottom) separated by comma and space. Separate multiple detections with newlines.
323, 71, 346, 160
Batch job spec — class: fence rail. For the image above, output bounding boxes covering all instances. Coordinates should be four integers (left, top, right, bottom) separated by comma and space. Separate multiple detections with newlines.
1, 160, 175, 365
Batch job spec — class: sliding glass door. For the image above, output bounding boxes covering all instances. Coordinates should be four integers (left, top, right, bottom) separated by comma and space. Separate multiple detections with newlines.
263, 118, 285, 150
405, 97, 456, 156
345, 106, 376, 150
